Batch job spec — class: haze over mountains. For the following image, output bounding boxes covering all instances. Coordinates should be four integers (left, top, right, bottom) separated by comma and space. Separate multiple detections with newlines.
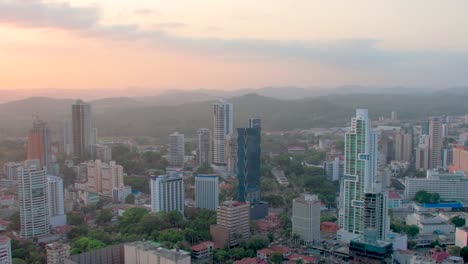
1, 87, 468, 140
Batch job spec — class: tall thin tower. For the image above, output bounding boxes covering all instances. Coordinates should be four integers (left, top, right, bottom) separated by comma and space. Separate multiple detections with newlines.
338, 109, 388, 241
27, 117, 51, 169
72, 100, 92, 159
429, 117, 442, 169
213, 100, 233, 166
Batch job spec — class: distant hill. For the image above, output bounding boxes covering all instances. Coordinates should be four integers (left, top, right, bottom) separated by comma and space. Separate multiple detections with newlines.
1, 92, 467, 140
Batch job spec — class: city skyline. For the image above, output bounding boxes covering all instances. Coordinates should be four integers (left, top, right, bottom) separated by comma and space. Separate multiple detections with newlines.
1, 0, 468, 93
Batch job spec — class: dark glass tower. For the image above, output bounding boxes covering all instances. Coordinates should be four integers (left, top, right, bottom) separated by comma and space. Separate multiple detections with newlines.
237, 127, 261, 204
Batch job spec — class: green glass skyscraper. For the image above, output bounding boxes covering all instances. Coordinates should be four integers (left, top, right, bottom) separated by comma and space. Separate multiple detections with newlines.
237, 127, 261, 204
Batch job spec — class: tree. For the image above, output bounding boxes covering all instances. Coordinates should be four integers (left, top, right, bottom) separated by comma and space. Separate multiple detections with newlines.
413, 190, 440, 204
125, 194, 135, 204
461, 247, 468, 262
8, 212, 20, 231
450, 216, 466, 227
448, 245, 461, 256
246, 236, 269, 251
119, 207, 149, 234
269, 252, 283, 264
194, 163, 214, 175
67, 213, 83, 226
96, 209, 113, 225
268, 232, 275, 243
404, 225, 420, 238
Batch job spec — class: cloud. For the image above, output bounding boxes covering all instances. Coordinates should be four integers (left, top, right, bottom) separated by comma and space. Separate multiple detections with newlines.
134, 8, 159, 16
0, 0, 99, 29
0, 0, 467, 84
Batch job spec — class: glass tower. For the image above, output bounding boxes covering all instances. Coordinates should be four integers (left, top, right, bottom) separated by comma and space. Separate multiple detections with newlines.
237, 127, 261, 204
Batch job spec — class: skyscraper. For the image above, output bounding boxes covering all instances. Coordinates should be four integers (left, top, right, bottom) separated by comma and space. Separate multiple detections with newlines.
197, 129, 212, 165
63, 120, 73, 156
292, 194, 321, 244
394, 131, 413, 162
169, 132, 185, 167
338, 109, 389, 241
210, 201, 250, 248
86, 160, 124, 198
248, 116, 262, 130
225, 134, 237, 176
48, 175, 66, 227
237, 127, 261, 205
72, 100, 92, 159
429, 117, 442, 169
195, 175, 219, 210
27, 117, 51, 169
0, 237, 12, 264
150, 175, 184, 214
213, 100, 233, 166
18, 160, 50, 239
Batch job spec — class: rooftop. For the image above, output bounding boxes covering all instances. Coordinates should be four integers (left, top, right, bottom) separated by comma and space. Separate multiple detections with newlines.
126, 241, 190, 260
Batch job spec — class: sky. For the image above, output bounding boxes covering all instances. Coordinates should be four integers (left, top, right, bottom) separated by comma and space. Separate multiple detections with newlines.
1, 0, 468, 96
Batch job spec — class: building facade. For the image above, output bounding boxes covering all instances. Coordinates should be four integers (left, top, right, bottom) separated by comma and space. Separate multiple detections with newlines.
405, 170, 468, 201
124, 242, 191, 264
27, 118, 51, 169
415, 135, 430, 170
195, 175, 219, 210
169, 132, 185, 167
213, 100, 233, 166
451, 146, 468, 174
197, 128, 212, 165
47, 175, 66, 227
210, 201, 250, 248
225, 134, 237, 176
324, 157, 344, 182
292, 194, 321, 243
87, 160, 124, 198
429, 118, 442, 169
150, 175, 184, 214
3, 162, 21, 181
18, 160, 50, 239
394, 131, 413, 163
72, 100, 92, 159
0, 237, 12, 264
237, 127, 261, 205
46, 242, 71, 264
338, 109, 389, 241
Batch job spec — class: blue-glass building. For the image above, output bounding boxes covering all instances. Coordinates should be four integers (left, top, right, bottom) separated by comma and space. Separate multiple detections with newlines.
237, 127, 261, 204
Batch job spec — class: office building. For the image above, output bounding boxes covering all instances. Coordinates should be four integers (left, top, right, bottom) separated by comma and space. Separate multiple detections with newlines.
292, 194, 321, 243
47, 242, 71, 264
338, 109, 389, 241
18, 160, 50, 239
324, 157, 344, 181
213, 100, 233, 166
27, 117, 51, 169
210, 201, 250, 248
0, 237, 11, 264
450, 146, 468, 174
195, 175, 219, 210
405, 170, 468, 201
150, 175, 184, 214
225, 134, 237, 176
394, 131, 413, 162
124, 242, 191, 264
429, 117, 442, 169
87, 160, 124, 198
3, 162, 21, 181
169, 132, 185, 167
47, 175, 66, 227
72, 100, 92, 159
197, 129, 212, 165
94, 144, 112, 162
237, 127, 261, 205
415, 135, 430, 170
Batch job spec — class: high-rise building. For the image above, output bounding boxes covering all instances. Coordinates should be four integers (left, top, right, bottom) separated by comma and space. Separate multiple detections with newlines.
225, 134, 237, 176
195, 175, 219, 210
150, 175, 184, 214
391, 111, 398, 121
27, 118, 51, 169
47, 175, 66, 227
3, 162, 21, 181
197, 128, 212, 165
394, 131, 413, 162
338, 109, 389, 241
450, 146, 468, 174
87, 160, 124, 198
18, 160, 50, 239
63, 120, 73, 156
169, 132, 185, 167
442, 123, 449, 138
429, 117, 442, 169
213, 100, 233, 166
292, 194, 321, 243
324, 157, 344, 181
248, 116, 262, 130
46, 242, 70, 264
94, 144, 112, 162
237, 127, 261, 205
0, 237, 12, 264
415, 135, 430, 170
210, 201, 250, 248
72, 100, 92, 159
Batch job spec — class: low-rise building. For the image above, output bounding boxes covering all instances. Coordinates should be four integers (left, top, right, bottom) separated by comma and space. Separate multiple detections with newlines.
46, 242, 71, 264
388, 191, 403, 209
349, 230, 393, 264
406, 213, 455, 235
405, 170, 468, 201
124, 242, 191, 264
190, 241, 214, 259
